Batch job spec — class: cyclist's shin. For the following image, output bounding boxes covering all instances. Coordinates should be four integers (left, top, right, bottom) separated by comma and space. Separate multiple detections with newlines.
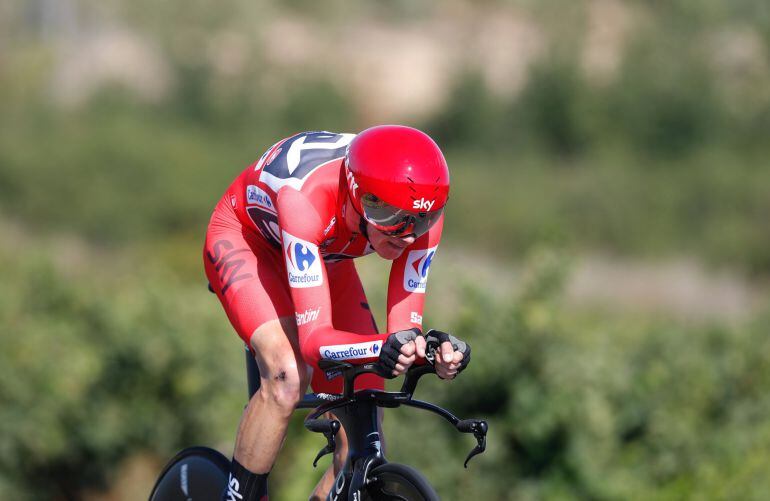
223, 458, 269, 501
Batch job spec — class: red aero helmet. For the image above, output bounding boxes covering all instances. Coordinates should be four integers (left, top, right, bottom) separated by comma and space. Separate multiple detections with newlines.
345, 125, 449, 237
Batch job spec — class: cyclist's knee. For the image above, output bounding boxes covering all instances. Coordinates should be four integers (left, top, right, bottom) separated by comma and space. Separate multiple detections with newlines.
262, 360, 307, 412
250, 318, 310, 413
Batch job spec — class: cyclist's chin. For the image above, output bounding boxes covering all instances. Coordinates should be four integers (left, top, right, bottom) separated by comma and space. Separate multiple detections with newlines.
371, 240, 407, 260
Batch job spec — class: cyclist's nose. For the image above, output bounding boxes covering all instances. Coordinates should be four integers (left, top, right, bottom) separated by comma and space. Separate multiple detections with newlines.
400, 235, 416, 246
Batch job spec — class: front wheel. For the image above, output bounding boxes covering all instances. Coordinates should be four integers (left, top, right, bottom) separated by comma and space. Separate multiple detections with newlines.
362, 462, 439, 501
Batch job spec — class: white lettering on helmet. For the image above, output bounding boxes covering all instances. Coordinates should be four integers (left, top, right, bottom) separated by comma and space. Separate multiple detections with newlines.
345, 167, 359, 197
412, 198, 435, 211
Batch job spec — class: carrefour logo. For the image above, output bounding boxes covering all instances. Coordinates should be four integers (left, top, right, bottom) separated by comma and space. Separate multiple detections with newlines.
418, 251, 434, 278
403, 246, 438, 293
320, 340, 383, 361
282, 230, 323, 288
293, 242, 316, 271
246, 185, 275, 213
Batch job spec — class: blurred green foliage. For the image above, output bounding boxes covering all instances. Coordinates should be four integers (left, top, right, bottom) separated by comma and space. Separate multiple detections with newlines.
2, 0, 770, 499
3, 246, 770, 500
2, 8, 769, 272
0, 244, 245, 499
399, 252, 770, 500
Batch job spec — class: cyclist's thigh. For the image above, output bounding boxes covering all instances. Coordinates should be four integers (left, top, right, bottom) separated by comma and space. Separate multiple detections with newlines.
203, 210, 293, 349
312, 259, 384, 393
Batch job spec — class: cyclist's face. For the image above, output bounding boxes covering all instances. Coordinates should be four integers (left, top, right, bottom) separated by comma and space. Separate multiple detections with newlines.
342, 196, 415, 259
367, 223, 415, 260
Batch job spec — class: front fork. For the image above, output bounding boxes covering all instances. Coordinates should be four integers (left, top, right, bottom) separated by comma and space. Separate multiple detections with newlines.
327, 454, 381, 501
306, 399, 384, 501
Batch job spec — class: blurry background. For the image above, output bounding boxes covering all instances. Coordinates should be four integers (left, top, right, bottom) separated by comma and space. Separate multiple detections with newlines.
2, 0, 770, 499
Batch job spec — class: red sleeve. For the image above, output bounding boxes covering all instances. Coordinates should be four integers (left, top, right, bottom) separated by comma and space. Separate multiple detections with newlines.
276, 188, 389, 368
386, 216, 444, 333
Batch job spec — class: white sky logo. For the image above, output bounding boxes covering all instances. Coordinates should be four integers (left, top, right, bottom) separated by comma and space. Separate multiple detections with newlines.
412, 198, 435, 211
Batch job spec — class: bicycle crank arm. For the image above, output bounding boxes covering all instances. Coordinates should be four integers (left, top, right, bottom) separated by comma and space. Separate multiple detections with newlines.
304, 418, 341, 467
456, 419, 488, 467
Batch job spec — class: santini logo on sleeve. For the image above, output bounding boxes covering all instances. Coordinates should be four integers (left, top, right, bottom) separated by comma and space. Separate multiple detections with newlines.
282, 231, 323, 288
403, 246, 438, 293
295, 307, 320, 326
319, 340, 382, 361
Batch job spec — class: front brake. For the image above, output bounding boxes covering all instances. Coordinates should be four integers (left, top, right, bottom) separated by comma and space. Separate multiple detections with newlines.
456, 419, 488, 467
304, 418, 341, 467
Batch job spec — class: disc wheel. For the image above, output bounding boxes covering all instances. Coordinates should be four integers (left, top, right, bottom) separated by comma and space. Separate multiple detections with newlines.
148, 446, 230, 501
362, 462, 440, 501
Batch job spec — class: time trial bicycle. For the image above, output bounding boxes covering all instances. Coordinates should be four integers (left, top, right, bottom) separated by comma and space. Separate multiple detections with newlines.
150, 331, 488, 500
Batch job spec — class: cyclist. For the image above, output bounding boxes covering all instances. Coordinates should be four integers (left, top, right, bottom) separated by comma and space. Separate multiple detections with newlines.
203, 125, 471, 501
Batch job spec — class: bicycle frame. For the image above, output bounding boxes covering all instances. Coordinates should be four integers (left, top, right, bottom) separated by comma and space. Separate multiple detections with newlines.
305, 397, 384, 501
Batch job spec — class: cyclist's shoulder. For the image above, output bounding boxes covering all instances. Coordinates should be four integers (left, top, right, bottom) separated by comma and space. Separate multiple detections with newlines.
225, 131, 352, 237
255, 131, 351, 193
259, 130, 355, 170
273, 183, 334, 243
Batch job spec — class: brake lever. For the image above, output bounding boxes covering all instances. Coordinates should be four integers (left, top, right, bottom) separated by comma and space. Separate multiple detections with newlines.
305, 418, 341, 467
456, 419, 488, 467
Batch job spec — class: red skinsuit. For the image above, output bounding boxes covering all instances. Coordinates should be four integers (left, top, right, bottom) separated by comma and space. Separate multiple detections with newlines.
204, 131, 443, 392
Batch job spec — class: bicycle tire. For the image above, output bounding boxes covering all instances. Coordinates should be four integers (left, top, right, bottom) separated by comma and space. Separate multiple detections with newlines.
148, 446, 230, 501
363, 462, 440, 501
